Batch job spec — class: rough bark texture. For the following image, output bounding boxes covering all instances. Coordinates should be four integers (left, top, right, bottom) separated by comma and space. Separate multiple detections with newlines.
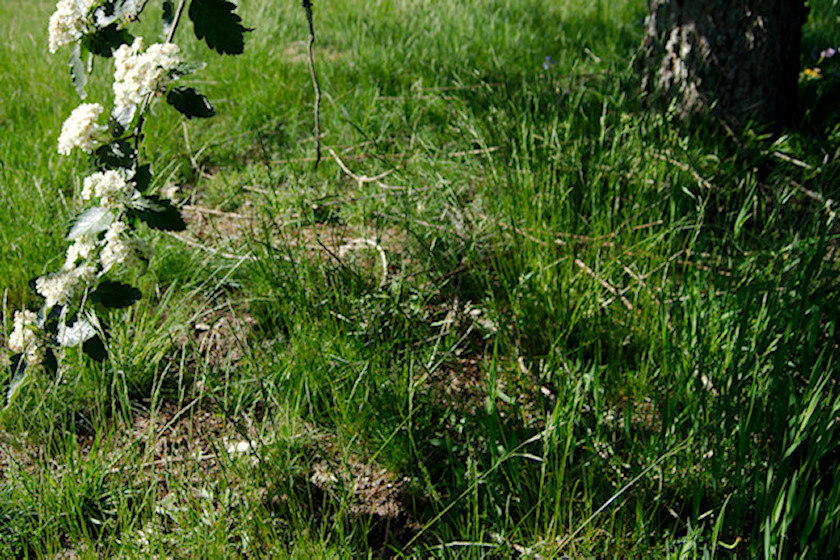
642, 0, 808, 125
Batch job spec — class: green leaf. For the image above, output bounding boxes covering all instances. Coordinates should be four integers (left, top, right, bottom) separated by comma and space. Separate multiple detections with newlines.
108, 116, 126, 138
43, 349, 58, 375
5, 355, 28, 408
44, 306, 62, 337
188, 0, 248, 55
83, 336, 108, 362
57, 316, 98, 347
112, 104, 136, 129
82, 23, 133, 58
169, 61, 206, 79
89, 281, 142, 309
67, 206, 116, 240
94, 0, 145, 28
130, 195, 186, 231
93, 139, 136, 170
132, 164, 152, 192
69, 43, 88, 99
166, 87, 215, 119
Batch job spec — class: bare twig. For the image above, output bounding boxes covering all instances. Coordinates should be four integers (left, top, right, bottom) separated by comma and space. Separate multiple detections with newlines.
575, 258, 633, 310
302, 0, 322, 168
337, 238, 389, 288
132, 0, 187, 151
182, 204, 251, 220
271, 145, 499, 165
373, 211, 469, 239
773, 151, 813, 170
329, 148, 395, 187
651, 151, 715, 190
165, 231, 257, 261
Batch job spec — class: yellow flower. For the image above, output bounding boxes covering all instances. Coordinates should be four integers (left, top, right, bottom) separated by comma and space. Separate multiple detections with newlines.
802, 67, 822, 79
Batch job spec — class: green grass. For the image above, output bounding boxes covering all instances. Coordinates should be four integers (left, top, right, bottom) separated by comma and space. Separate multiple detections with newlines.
2, 0, 840, 557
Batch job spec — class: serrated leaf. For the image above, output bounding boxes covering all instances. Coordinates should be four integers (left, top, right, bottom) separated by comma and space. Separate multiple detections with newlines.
189, 0, 248, 55
44, 306, 62, 336
82, 23, 133, 57
130, 195, 186, 231
83, 335, 108, 362
108, 116, 126, 138
5, 356, 28, 408
169, 61, 206, 79
57, 316, 98, 347
67, 206, 116, 240
132, 163, 152, 192
166, 87, 215, 119
43, 349, 58, 375
69, 43, 88, 99
93, 139, 136, 170
89, 281, 142, 309
94, 0, 145, 27
112, 104, 136, 129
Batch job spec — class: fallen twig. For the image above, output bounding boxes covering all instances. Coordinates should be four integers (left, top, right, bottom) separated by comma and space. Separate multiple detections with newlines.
575, 258, 633, 310
329, 148, 395, 187
166, 231, 257, 261
652, 151, 715, 190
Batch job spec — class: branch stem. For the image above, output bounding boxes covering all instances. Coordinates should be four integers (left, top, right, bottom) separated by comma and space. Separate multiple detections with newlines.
134, 0, 188, 151
302, 0, 322, 169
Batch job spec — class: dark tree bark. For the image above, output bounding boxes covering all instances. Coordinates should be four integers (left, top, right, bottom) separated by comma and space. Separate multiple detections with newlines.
641, 0, 809, 125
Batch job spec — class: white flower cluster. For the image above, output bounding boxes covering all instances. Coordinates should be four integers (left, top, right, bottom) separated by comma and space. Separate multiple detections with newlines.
48, 0, 96, 53
113, 38, 181, 119
82, 169, 136, 208
36, 265, 98, 310
100, 220, 152, 272
64, 235, 97, 270
7, 310, 45, 365
57, 102, 105, 155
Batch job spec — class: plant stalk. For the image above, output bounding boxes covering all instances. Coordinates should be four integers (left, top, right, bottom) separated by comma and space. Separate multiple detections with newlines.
302, 0, 322, 169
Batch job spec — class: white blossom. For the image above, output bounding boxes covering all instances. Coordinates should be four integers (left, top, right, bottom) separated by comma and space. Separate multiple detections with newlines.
100, 220, 151, 272
57, 102, 105, 155
94, 0, 141, 27
113, 38, 181, 116
35, 265, 97, 310
82, 169, 135, 208
48, 0, 96, 53
64, 235, 97, 270
7, 310, 44, 366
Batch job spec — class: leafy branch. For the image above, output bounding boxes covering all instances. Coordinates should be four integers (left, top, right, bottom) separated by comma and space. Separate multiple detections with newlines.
4, 0, 247, 406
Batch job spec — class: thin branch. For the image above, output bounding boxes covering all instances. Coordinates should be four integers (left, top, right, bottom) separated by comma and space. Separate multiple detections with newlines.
651, 150, 715, 190
329, 148, 395, 187
165, 231, 257, 261
302, 0, 322, 168
165, 0, 187, 44
134, 0, 187, 151
575, 258, 634, 311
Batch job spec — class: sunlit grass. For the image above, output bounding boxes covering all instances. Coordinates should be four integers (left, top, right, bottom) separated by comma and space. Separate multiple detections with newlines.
1, 0, 839, 557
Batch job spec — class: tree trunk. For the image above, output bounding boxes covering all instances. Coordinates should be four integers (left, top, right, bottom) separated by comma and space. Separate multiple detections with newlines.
641, 0, 808, 126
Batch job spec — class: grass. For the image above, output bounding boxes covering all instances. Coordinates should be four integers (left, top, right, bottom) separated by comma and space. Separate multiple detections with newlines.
2, 0, 840, 557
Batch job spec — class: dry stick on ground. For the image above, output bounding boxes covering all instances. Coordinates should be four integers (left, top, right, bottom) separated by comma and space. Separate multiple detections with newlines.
302, 0, 321, 168
269, 145, 500, 165
575, 258, 634, 311
329, 148, 396, 187
166, 231, 257, 261
651, 151, 715, 191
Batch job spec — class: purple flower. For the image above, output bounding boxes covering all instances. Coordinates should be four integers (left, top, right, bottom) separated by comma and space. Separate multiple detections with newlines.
542, 55, 556, 71
821, 47, 837, 60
